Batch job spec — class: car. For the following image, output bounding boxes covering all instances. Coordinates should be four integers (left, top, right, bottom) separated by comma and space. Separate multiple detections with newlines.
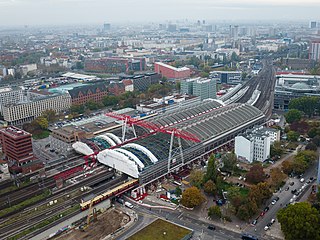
264, 206, 269, 212
310, 177, 314, 181
251, 219, 258, 226
271, 200, 277, 205
260, 211, 265, 217
290, 182, 295, 186
300, 178, 305, 183
307, 180, 311, 184
285, 187, 290, 191
271, 219, 275, 224
291, 189, 297, 194
267, 223, 272, 227
207, 225, 216, 230
264, 226, 269, 231
275, 196, 280, 201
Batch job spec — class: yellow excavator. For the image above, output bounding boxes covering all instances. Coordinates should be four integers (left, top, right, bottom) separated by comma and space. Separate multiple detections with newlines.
80, 199, 97, 231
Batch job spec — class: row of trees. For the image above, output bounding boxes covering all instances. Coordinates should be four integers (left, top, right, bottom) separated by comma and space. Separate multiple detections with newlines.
282, 150, 317, 175
289, 96, 320, 118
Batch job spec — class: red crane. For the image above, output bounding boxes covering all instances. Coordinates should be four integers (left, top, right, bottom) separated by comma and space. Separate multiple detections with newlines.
105, 112, 201, 173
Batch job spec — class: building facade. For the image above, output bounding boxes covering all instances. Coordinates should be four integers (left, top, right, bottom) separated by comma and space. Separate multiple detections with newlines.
181, 77, 216, 100
154, 62, 191, 79
210, 71, 242, 85
0, 86, 24, 114
310, 40, 320, 62
3, 94, 71, 125
235, 127, 272, 163
68, 83, 108, 105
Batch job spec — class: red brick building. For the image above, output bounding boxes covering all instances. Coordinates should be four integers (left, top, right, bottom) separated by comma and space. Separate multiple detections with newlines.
0, 126, 40, 173
154, 62, 191, 79
108, 82, 125, 96
68, 83, 108, 105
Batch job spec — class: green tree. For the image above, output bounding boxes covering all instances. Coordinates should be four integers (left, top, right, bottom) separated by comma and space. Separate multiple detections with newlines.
175, 187, 182, 197
306, 142, 318, 151
85, 100, 103, 111
312, 135, 320, 146
204, 154, 218, 183
208, 205, 222, 219
189, 169, 204, 188
70, 105, 85, 114
181, 187, 205, 208
102, 96, 119, 107
289, 96, 319, 117
287, 131, 299, 142
308, 128, 319, 138
35, 116, 48, 129
203, 180, 217, 195
42, 109, 56, 123
200, 72, 209, 78
277, 202, 320, 240
222, 152, 238, 173
246, 163, 266, 184
285, 109, 302, 124
270, 141, 284, 158
236, 198, 258, 221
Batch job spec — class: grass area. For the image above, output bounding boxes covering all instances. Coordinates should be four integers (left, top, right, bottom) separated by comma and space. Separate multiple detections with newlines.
0, 190, 51, 218
8, 204, 79, 240
0, 181, 31, 195
32, 130, 50, 139
128, 219, 192, 240
220, 181, 249, 197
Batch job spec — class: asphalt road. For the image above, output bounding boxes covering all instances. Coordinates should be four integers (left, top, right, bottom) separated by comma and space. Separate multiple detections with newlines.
246, 160, 319, 237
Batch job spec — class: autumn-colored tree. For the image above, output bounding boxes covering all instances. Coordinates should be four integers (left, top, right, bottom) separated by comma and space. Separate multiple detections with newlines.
203, 180, 217, 195
189, 169, 204, 188
246, 163, 266, 184
41, 109, 56, 123
270, 168, 287, 189
282, 160, 294, 175
249, 182, 272, 206
208, 205, 222, 219
181, 187, 205, 208
35, 116, 48, 130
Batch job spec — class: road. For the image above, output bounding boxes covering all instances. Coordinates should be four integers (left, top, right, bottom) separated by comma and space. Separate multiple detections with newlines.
117, 203, 262, 240
245, 160, 319, 238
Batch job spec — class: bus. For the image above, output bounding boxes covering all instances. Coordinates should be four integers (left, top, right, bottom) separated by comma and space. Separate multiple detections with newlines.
241, 233, 258, 240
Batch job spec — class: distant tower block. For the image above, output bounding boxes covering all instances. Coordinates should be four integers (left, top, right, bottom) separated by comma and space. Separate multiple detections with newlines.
317, 156, 320, 193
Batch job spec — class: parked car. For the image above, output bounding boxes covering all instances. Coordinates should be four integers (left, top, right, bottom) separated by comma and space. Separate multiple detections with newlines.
208, 225, 216, 230
251, 219, 258, 226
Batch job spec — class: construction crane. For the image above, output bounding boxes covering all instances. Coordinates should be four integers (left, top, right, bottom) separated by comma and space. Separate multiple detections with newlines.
81, 199, 97, 231
105, 112, 201, 173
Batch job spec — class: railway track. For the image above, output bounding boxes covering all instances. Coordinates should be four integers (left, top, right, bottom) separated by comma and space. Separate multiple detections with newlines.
1, 174, 128, 240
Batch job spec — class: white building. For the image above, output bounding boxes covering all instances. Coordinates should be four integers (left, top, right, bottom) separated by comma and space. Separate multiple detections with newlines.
235, 127, 272, 163
0, 86, 24, 114
3, 93, 71, 125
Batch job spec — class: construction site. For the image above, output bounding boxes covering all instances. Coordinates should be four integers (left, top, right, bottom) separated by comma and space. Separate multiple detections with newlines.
54, 207, 130, 240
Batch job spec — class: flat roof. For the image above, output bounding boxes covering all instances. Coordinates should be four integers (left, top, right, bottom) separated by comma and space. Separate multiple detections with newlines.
155, 62, 190, 72
0, 126, 31, 139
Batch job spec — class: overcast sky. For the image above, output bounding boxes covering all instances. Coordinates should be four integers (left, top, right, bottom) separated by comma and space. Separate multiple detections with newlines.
0, 0, 319, 26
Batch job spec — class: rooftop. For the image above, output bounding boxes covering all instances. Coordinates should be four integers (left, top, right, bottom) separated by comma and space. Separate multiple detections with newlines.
155, 62, 190, 72
0, 126, 31, 139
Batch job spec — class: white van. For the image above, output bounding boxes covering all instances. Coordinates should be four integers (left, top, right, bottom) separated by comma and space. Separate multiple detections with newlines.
124, 202, 134, 209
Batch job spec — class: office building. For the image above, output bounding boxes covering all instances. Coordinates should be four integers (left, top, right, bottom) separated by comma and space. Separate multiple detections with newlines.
3, 93, 71, 125
235, 127, 272, 163
167, 24, 177, 32
0, 126, 40, 173
154, 62, 190, 80
181, 77, 216, 100
0, 86, 24, 114
310, 21, 317, 29
210, 71, 242, 85
274, 74, 320, 110
68, 83, 108, 105
103, 23, 111, 31
310, 40, 320, 61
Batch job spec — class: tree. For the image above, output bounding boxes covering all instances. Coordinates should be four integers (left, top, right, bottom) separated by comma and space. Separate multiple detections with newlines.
175, 187, 182, 197
236, 199, 258, 221
203, 180, 217, 195
208, 206, 222, 219
312, 135, 320, 147
222, 152, 238, 173
277, 202, 320, 240
270, 141, 284, 158
306, 142, 318, 151
289, 96, 319, 117
282, 160, 294, 175
200, 72, 209, 78
246, 163, 266, 184
270, 168, 287, 189
189, 169, 204, 188
287, 131, 299, 142
308, 128, 319, 138
85, 100, 103, 111
285, 109, 302, 124
181, 187, 205, 208
35, 116, 48, 130
70, 105, 85, 114
204, 154, 218, 183
42, 109, 56, 123
102, 96, 119, 107
249, 182, 272, 206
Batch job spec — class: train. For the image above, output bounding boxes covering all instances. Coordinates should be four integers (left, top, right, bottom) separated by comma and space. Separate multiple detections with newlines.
80, 179, 139, 211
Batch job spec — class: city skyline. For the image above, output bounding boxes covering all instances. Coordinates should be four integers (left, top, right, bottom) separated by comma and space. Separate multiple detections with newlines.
0, 0, 319, 26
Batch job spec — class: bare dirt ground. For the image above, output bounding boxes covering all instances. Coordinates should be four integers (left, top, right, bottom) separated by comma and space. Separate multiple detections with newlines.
56, 208, 129, 240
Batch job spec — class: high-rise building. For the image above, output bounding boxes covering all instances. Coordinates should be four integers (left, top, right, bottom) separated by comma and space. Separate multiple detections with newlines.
167, 24, 177, 32
310, 40, 320, 61
180, 77, 216, 100
103, 23, 111, 31
310, 21, 317, 29
0, 126, 35, 169
0, 86, 24, 114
